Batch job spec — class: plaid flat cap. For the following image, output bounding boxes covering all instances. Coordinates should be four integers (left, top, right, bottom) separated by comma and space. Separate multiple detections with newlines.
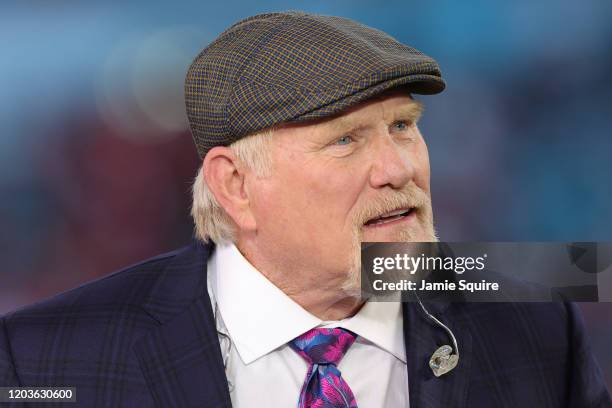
185, 11, 445, 158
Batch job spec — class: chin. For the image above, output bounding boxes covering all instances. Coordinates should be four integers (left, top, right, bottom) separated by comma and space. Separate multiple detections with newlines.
362, 227, 425, 243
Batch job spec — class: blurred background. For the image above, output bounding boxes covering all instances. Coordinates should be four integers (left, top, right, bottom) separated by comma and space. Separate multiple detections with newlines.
1, 0, 611, 389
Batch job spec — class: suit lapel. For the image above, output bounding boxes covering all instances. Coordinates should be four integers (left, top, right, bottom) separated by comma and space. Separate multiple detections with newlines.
403, 300, 472, 408
134, 241, 232, 407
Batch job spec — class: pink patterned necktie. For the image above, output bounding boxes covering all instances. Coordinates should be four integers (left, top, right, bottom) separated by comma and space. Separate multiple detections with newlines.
289, 327, 359, 408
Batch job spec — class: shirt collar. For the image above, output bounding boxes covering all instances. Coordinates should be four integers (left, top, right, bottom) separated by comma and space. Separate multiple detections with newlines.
334, 300, 406, 363
209, 243, 406, 364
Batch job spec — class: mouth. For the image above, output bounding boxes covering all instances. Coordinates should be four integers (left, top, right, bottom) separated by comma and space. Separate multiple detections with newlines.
363, 207, 416, 228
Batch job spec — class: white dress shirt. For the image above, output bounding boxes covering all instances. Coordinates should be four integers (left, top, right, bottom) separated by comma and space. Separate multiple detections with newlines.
206, 243, 409, 407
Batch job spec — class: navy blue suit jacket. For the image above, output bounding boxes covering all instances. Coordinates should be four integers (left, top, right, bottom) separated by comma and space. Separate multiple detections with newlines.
1, 240, 611, 407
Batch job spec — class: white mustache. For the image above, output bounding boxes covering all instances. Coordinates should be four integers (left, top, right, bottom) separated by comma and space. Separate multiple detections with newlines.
353, 183, 430, 226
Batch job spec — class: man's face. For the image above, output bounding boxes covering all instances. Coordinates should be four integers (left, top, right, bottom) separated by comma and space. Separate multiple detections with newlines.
245, 89, 436, 294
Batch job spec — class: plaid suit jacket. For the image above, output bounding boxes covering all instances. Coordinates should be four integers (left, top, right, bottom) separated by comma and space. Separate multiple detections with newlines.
1, 240, 611, 407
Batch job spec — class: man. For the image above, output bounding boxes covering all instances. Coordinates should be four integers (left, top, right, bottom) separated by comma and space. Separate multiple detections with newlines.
1, 11, 610, 408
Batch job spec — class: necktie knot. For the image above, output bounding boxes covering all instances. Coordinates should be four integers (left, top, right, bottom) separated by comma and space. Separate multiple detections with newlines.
290, 327, 357, 366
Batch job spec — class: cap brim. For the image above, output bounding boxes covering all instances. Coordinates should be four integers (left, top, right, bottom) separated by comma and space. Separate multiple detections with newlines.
289, 74, 445, 124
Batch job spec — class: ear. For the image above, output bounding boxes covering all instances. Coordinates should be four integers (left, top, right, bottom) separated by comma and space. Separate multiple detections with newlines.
202, 146, 257, 232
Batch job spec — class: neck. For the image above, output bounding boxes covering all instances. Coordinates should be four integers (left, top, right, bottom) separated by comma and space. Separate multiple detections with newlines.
236, 240, 365, 321
283, 286, 365, 321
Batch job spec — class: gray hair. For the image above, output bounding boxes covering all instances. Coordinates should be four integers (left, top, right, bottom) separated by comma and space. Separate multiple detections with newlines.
191, 128, 274, 244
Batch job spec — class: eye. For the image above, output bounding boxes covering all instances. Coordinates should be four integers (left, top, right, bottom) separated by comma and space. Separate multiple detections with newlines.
393, 120, 411, 131
334, 135, 354, 146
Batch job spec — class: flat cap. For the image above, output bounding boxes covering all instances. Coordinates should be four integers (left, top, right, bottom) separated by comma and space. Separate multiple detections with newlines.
185, 11, 445, 158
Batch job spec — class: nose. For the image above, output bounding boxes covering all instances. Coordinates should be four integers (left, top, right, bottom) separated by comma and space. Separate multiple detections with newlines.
368, 135, 415, 189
